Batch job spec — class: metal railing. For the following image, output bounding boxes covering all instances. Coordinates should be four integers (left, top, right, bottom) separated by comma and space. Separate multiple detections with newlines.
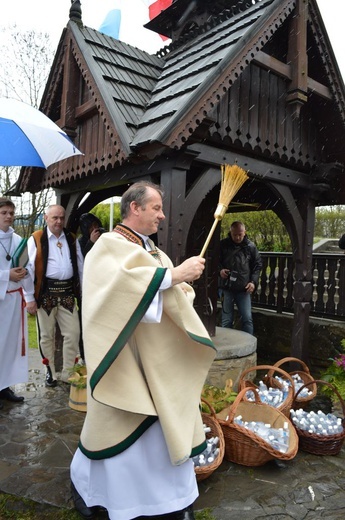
251, 252, 345, 320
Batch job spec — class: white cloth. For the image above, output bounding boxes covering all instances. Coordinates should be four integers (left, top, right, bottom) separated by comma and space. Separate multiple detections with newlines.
139, 234, 172, 323
71, 421, 198, 520
36, 303, 81, 381
26, 228, 84, 289
0, 228, 34, 390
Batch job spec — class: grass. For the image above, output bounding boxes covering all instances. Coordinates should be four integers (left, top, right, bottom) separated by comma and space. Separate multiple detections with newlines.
0, 493, 215, 520
27, 314, 38, 349
0, 493, 80, 520
196, 509, 216, 520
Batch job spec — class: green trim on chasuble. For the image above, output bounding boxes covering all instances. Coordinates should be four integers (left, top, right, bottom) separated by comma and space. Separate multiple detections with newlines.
78, 416, 158, 460
187, 331, 217, 351
191, 439, 207, 458
78, 416, 205, 460
90, 267, 167, 391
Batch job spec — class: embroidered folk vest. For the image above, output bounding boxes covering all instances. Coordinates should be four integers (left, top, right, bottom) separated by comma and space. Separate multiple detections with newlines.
32, 228, 81, 306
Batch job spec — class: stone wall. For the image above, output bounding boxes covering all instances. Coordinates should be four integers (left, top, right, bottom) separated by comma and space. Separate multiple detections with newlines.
207, 327, 257, 391
252, 309, 345, 377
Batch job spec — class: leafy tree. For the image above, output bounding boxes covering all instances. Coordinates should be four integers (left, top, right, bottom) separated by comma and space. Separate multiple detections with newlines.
220, 205, 345, 252
314, 205, 345, 240
89, 202, 122, 231
0, 26, 55, 236
221, 210, 292, 251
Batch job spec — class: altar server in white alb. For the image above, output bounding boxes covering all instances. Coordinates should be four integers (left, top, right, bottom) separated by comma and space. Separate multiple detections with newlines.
70, 181, 217, 520
0, 198, 34, 408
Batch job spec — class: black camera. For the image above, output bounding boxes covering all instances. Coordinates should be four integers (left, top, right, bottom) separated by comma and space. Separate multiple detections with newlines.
98, 227, 106, 234
229, 270, 238, 282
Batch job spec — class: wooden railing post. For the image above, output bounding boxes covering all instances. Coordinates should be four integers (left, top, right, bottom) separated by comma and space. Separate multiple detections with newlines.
253, 252, 345, 322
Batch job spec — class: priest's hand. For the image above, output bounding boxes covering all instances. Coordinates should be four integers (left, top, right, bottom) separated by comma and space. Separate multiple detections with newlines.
171, 256, 205, 285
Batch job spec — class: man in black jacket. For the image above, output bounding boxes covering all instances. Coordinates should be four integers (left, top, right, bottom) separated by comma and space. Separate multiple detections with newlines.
219, 221, 262, 335
78, 213, 104, 258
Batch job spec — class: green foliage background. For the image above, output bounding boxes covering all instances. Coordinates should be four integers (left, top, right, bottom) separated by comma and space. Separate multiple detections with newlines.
220, 205, 345, 252
321, 339, 345, 401
89, 202, 122, 231
221, 210, 292, 251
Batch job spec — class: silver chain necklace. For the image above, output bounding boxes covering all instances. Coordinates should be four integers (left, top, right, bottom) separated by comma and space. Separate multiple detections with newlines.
0, 237, 12, 261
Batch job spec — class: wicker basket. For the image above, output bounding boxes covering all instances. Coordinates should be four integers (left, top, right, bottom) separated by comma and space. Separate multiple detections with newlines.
216, 388, 299, 466
269, 357, 317, 408
291, 380, 345, 456
195, 399, 225, 482
238, 364, 294, 417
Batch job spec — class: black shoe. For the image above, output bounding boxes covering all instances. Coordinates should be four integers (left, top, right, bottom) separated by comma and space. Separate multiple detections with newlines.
0, 387, 24, 402
45, 373, 57, 388
71, 482, 95, 519
173, 505, 195, 520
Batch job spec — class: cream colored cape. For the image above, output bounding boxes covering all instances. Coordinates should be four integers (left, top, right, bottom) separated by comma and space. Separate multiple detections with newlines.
79, 231, 216, 466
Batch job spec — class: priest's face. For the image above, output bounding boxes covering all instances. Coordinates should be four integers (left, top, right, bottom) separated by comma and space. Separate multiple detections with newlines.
136, 187, 165, 236
0, 205, 15, 232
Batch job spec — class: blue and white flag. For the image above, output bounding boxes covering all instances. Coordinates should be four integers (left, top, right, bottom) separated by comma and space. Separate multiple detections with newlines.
99, 1, 122, 39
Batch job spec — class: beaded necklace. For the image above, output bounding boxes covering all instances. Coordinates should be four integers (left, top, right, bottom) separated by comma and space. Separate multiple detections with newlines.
0, 237, 12, 261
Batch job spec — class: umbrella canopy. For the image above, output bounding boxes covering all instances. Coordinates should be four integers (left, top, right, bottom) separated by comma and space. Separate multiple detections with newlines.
0, 98, 83, 168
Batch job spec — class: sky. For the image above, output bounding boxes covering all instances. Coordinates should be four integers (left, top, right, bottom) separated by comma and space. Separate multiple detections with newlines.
1, 0, 166, 54
0, 0, 345, 80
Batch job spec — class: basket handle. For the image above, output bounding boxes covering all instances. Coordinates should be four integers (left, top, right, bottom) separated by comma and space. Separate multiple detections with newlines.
293, 379, 345, 419
226, 386, 262, 424
271, 357, 310, 375
200, 397, 217, 418
239, 364, 295, 388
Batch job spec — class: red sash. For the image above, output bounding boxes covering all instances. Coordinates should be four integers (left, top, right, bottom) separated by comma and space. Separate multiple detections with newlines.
6, 287, 26, 356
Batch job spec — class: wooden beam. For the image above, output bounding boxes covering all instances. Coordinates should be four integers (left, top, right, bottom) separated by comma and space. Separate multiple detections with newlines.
307, 77, 332, 100
253, 51, 332, 101
286, 0, 308, 109
187, 143, 313, 189
75, 99, 98, 119
253, 51, 291, 80
58, 39, 80, 135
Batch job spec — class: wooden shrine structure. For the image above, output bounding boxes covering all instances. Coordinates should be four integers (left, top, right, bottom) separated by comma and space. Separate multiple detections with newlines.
15, 0, 345, 361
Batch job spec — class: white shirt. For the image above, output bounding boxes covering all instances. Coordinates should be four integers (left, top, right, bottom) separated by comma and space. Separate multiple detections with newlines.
138, 233, 171, 324
25, 228, 84, 302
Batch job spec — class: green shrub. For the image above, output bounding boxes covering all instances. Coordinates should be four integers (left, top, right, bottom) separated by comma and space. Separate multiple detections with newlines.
321, 339, 345, 400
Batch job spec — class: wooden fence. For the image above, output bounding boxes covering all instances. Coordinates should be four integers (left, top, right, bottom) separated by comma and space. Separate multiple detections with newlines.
252, 252, 345, 320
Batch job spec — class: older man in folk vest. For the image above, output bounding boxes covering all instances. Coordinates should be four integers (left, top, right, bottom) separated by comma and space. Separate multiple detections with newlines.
26, 205, 83, 387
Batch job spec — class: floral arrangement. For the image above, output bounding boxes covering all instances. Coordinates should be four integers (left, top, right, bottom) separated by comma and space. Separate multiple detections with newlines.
201, 379, 237, 413
68, 362, 87, 389
321, 339, 345, 400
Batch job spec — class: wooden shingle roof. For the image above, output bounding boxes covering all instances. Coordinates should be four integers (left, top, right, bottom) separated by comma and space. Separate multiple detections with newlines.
131, 0, 287, 150
69, 25, 164, 153
67, 0, 344, 158
17, 0, 345, 194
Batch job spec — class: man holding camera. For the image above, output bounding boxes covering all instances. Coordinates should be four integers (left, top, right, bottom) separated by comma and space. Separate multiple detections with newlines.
78, 213, 105, 258
219, 221, 262, 335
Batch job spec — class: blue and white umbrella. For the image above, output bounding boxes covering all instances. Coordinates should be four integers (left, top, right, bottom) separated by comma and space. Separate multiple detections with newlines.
0, 98, 83, 168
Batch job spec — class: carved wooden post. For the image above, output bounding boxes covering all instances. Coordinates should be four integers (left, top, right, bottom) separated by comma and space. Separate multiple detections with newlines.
291, 195, 315, 362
